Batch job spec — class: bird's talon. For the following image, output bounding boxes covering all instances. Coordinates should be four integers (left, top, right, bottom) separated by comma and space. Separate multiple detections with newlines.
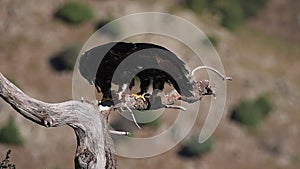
131, 94, 146, 102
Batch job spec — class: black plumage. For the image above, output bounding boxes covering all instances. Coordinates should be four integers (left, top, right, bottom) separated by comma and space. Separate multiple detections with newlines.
79, 42, 194, 103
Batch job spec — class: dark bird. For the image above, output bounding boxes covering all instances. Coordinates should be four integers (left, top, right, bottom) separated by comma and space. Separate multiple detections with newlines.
79, 42, 194, 107
79, 42, 232, 129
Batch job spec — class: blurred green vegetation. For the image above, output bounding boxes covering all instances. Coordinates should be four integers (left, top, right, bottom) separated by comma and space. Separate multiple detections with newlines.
203, 34, 219, 48
178, 137, 213, 158
49, 44, 81, 71
183, 0, 268, 29
95, 18, 122, 38
0, 117, 24, 146
240, 0, 269, 18
230, 95, 273, 127
94, 15, 115, 30
54, 1, 94, 25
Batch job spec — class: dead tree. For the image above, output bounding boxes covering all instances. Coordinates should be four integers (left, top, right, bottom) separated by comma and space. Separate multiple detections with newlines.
0, 68, 230, 169
0, 72, 116, 169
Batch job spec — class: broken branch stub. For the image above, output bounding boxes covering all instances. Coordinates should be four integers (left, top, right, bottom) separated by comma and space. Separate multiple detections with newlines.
0, 72, 116, 169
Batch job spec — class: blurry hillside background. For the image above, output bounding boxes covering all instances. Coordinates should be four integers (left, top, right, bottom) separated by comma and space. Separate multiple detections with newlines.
0, 0, 300, 169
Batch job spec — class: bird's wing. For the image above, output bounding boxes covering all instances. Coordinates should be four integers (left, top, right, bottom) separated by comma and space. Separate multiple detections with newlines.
79, 42, 194, 97
140, 44, 193, 97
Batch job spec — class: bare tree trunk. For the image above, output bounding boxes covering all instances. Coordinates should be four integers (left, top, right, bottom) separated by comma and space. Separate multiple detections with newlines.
0, 72, 116, 169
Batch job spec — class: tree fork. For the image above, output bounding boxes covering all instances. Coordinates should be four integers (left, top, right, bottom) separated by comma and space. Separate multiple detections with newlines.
0, 72, 116, 169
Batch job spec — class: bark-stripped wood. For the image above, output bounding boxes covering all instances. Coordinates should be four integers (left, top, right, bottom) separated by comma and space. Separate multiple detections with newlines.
0, 69, 230, 169
0, 72, 116, 169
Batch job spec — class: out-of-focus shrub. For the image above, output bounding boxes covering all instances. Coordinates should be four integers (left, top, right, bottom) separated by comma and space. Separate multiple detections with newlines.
178, 137, 213, 158
230, 95, 273, 127
0, 117, 24, 146
49, 44, 81, 72
95, 18, 122, 38
239, 0, 269, 18
184, 0, 209, 14
203, 34, 219, 48
54, 1, 94, 25
182, 0, 268, 30
213, 0, 245, 30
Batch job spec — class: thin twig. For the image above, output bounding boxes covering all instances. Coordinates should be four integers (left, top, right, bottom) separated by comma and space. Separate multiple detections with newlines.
190, 66, 232, 81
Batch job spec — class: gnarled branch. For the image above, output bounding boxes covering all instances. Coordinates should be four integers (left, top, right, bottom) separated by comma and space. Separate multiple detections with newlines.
0, 72, 116, 169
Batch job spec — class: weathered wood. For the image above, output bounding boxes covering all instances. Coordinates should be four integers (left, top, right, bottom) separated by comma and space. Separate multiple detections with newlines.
0, 72, 116, 169
0, 66, 231, 168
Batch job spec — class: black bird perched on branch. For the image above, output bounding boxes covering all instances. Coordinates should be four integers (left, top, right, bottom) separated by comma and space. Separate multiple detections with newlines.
79, 42, 194, 104
79, 42, 232, 129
